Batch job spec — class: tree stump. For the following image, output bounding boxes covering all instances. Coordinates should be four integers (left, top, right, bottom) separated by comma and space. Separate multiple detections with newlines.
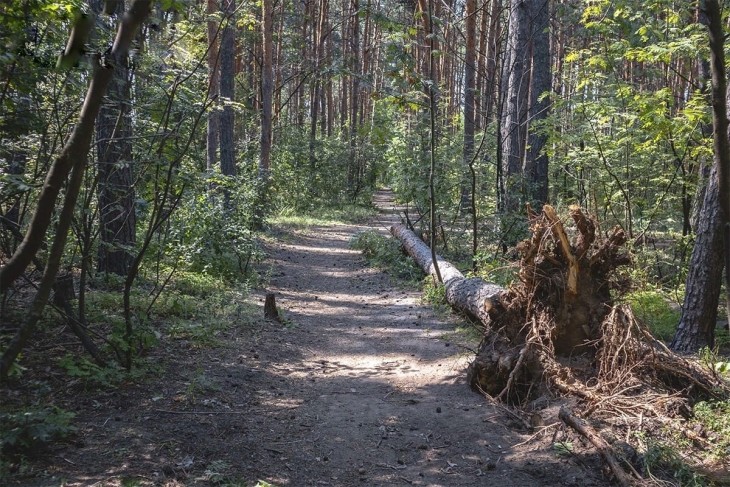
264, 292, 281, 322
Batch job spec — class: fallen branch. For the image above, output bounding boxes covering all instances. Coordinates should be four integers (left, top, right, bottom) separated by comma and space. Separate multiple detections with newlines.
559, 406, 637, 487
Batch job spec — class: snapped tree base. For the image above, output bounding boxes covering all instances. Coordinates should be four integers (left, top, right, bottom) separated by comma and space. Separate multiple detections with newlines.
264, 292, 281, 322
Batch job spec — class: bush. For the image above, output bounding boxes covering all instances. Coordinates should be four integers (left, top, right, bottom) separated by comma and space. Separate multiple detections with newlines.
0, 407, 76, 456
349, 230, 421, 283
624, 289, 680, 341
693, 400, 730, 461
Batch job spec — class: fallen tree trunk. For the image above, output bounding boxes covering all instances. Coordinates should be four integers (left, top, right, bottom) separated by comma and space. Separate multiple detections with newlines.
389, 223, 505, 325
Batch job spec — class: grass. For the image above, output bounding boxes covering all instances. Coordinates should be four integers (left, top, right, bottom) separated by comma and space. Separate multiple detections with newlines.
623, 289, 681, 341
692, 400, 730, 462
349, 229, 422, 284
271, 203, 377, 228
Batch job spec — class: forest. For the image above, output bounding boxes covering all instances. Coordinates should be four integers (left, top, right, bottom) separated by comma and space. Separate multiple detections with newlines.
2, 0, 730, 485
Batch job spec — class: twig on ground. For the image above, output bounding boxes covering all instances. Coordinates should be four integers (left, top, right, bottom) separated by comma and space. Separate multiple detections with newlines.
559, 406, 637, 487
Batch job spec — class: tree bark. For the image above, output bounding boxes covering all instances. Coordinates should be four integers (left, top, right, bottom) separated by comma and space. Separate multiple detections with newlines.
206, 0, 221, 172
559, 407, 635, 487
524, 0, 550, 208
390, 224, 505, 325
219, 0, 236, 178
672, 0, 729, 352
672, 146, 724, 352
0, 0, 152, 380
459, 0, 477, 213
500, 0, 530, 214
261, 0, 274, 182
95, 0, 136, 276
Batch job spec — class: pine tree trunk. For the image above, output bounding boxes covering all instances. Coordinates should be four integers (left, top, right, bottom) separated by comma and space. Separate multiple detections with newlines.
524, 0, 550, 207
672, 164, 724, 351
260, 0, 274, 183
672, 0, 729, 352
219, 0, 236, 178
459, 0, 477, 213
206, 0, 221, 172
96, 0, 136, 276
500, 0, 530, 216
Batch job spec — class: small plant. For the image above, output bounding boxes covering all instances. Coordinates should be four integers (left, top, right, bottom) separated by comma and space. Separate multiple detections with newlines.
698, 346, 730, 376
201, 459, 231, 484
422, 277, 448, 312
623, 289, 680, 341
0, 407, 76, 456
472, 251, 516, 288
552, 441, 573, 456
58, 354, 127, 388
693, 400, 730, 461
641, 437, 707, 486
350, 230, 421, 283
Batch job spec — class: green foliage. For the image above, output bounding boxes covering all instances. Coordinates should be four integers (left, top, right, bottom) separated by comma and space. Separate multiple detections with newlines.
551, 0, 711, 239
698, 346, 730, 376
552, 441, 573, 456
693, 400, 730, 461
349, 230, 421, 283
641, 436, 707, 486
421, 278, 448, 312
165, 176, 263, 283
0, 407, 76, 455
472, 251, 516, 288
57, 355, 128, 388
624, 289, 680, 340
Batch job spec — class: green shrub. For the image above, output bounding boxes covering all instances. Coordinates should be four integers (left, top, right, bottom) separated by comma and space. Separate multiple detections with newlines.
422, 277, 448, 312
349, 230, 421, 283
693, 400, 730, 461
624, 289, 679, 341
472, 250, 516, 287
0, 407, 76, 455
641, 437, 707, 486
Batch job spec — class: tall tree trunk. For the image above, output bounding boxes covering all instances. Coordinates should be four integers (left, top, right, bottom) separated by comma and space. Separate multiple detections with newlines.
0, 0, 152, 378
483, 0, 502, 125
500, 0, 530, 215
95, 0, 136, 276
0, 0, 150, 295
524, 0, 549, 208
426, 0, 442, 283
347, 0, 360, 196
672, 0, 729, 352
672, 164, 724, 351
219, 0, 236, 179
260, 0, 274, 180
497, 0, 530, 248
259, 0, 274, 218
309, 0, 328, 173
459, 0, 477, 213
206, 0, 221, 172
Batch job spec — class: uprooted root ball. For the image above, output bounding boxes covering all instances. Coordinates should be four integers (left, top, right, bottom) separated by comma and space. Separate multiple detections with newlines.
467, 205, 725, 416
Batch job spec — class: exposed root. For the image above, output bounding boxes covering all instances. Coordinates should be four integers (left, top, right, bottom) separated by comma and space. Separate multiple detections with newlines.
466, 205, 729, 484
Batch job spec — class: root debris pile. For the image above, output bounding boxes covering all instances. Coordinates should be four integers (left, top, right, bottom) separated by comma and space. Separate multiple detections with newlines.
468, 204, 726, 421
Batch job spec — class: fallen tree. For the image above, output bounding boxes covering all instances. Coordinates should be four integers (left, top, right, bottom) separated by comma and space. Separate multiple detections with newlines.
392, 205, 729, 485
390, 223, 504, 325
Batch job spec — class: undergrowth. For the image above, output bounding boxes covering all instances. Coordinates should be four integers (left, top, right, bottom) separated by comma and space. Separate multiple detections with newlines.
623, 289, 681, 341
349, 229, 421, 283
273, 203, 376, 228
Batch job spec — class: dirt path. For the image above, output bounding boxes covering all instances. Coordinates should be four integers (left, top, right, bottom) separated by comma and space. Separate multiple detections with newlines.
223, 190, 606, 486
15, 191, 608, 486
